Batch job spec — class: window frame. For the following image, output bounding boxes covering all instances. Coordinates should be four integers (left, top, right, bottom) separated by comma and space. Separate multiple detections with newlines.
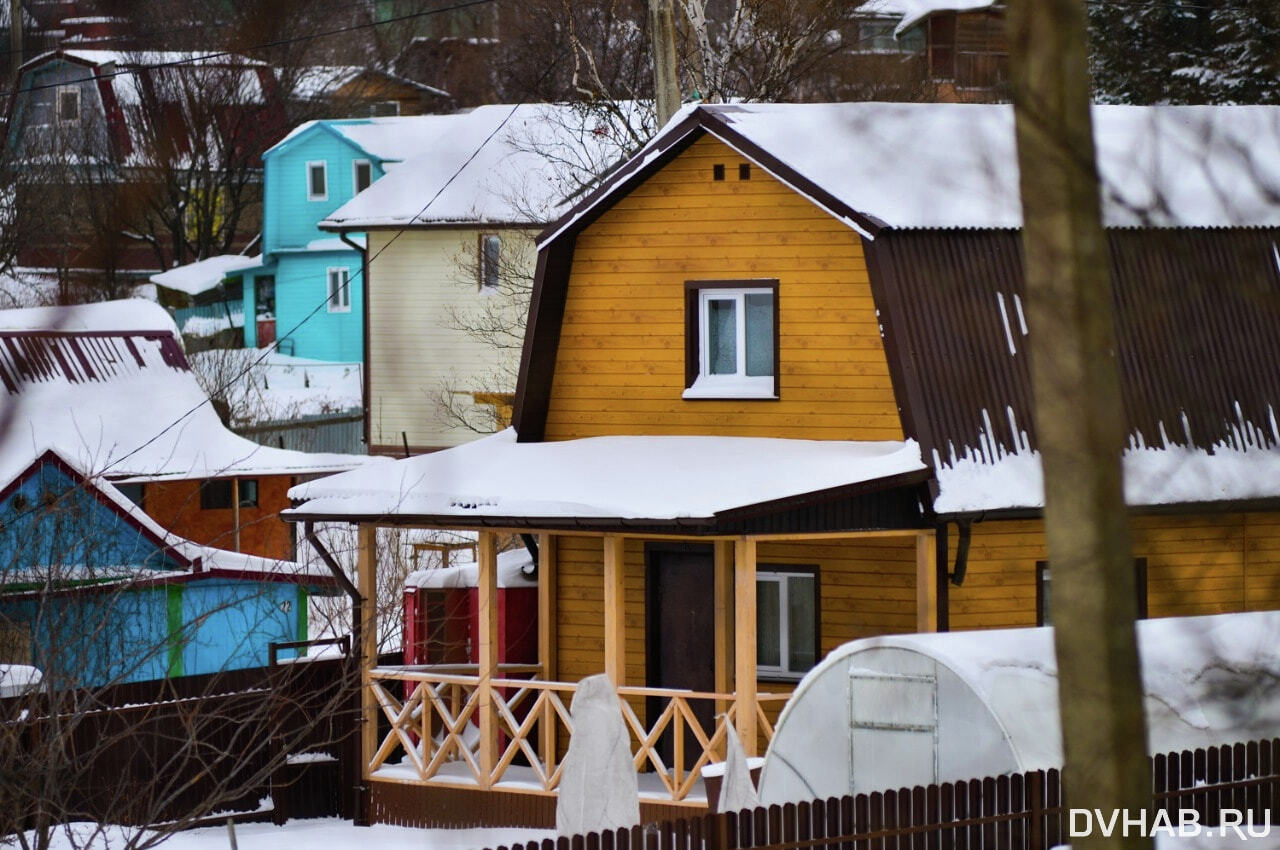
478, 233, 502, 293
306, 160, 328, 201
326, 267, 351, 312
756, 566, 821, 682
1037, 557, 1148, 626
200, 479, 232, 510
352, 159, 373, 194
55, 85, 80, 124
683, 279, 779, 400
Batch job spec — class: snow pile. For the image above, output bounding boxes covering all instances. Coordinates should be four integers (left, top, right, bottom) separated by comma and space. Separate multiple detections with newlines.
151, 254, 262, 297
289, 428, 925, 521
0, 664, 42, 697
181, 308, 244, 337
322, 102, 651, 228
188, 349, 363, 424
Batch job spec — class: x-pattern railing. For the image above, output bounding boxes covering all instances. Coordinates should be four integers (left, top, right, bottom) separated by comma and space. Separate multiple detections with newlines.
366, 667, 789, 803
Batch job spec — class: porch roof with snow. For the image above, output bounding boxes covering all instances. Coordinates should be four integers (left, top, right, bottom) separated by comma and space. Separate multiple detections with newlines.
0, 299, 371, 483
286, 429, 931, 533
150, 254, 263, 297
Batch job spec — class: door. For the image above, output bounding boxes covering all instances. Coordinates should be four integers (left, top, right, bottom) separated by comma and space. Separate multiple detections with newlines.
645, 544, 716, 771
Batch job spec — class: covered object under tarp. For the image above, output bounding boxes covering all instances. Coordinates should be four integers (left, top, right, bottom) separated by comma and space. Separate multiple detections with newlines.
758, 610, 1280, 803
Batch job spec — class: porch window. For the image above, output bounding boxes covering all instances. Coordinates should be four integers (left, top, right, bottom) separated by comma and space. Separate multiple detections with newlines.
1037, 558, 1147, 626
327, 267, 351, 312
307, 160, 328, 201
683, 280, 778, 399
756, 569, 817, 680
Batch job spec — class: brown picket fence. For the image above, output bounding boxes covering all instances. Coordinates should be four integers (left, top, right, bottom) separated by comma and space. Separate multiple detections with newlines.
489, 738, 1280, 850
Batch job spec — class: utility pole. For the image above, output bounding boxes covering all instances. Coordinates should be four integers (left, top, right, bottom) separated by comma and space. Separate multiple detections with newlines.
648, 0, 680, 127
9, 0, 21, 82
1006, 1, 1152, 848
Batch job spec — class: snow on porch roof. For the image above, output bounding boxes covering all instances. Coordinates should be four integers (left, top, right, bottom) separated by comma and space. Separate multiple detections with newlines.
286, 429, 927, 525
150, 254, 262, 296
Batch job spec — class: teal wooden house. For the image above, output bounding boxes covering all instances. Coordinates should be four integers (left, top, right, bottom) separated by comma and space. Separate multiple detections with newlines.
0, 451, 336, 689
233, 116, 456, 362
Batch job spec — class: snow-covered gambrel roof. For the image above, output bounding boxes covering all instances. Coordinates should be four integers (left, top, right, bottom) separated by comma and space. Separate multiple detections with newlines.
319, 102, 651, 229
0, 299, 370, 485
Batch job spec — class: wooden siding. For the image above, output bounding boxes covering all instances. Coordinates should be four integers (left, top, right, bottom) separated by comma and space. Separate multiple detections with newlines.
947, 513, 1280, 630
543, 135, 903, 442
143, 475, 295, 561
366, 229, 532, 452
264, 129, 383, 252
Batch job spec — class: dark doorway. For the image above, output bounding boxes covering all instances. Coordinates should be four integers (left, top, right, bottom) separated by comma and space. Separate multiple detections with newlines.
645, 543, 716, 771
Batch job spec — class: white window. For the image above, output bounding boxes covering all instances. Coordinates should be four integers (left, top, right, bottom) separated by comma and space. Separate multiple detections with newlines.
756, 570, 817, 680
683, 283, 776, 399
479, 233, 501, 292
56, 86, 80, 123
307, 160, 328, 201
352, 159, 373, 194
326, 267, 350, 312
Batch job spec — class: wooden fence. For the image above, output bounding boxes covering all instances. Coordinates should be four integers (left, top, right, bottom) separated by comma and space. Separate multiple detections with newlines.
489, 738, 1280, 850
0, 642, 373, 837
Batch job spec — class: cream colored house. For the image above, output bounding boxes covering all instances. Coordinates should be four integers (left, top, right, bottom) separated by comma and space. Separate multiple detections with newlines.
321, 103, 648, 455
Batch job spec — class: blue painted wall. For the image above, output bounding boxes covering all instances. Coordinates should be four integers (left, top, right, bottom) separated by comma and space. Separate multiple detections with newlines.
255, 121, 383, 362
0, 460, 319, 688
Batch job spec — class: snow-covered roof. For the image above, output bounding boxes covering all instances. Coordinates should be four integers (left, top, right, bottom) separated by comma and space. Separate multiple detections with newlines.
321, 103, 650, 229
269, 115, 479, 164
857, 0, 998, 35
150, 254, 262, 296
0, 299, 373, 484
545, 102, 1280, 241
287, 428, 925, 523
405, 548, 536, 589
289, 65, 448, 101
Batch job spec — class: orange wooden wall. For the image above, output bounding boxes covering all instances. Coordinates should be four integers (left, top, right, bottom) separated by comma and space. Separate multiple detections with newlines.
544, 135, 902, 442
142, 475, 296, 561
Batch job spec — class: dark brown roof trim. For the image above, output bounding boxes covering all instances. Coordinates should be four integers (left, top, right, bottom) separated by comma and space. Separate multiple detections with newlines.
711, 467, 934, 523
938, 496, 1280, 524
512, 241, 574, 441
319, 221, 542, 233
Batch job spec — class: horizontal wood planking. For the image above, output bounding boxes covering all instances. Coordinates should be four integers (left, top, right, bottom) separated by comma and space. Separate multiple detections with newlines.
544, 135, 903, 442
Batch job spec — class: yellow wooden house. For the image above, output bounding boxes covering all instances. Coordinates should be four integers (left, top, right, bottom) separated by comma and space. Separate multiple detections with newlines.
286, 102, 1280, 827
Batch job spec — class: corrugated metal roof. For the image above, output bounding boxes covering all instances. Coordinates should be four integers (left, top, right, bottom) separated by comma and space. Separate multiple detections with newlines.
868, 228, 1280, 467
0, 331, 188, 395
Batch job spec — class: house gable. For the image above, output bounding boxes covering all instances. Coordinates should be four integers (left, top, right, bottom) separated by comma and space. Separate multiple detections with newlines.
530, 134, 903, 443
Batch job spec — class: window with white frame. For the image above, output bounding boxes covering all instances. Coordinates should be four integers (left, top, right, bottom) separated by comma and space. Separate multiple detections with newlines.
56, 86, 80, 123
756, 569, 818, 680
479, 233, 501, 292
683, 281, 777, 399
353, 159, 373, 194
307, 160, 328, 201
326, 267, 351, 312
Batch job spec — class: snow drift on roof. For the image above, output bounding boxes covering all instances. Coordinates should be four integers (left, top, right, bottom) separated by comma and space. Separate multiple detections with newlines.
288, 428, 925, 522
559, 103, 1280, 236
322, 103, 650, 228
151, 255, 262, 296
858, 0, 998, 34
0, 300, 372, 483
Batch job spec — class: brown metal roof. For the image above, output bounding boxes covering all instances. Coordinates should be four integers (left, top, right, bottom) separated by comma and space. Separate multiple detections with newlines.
867, 228, 1280, 474
0, 330, 190, 395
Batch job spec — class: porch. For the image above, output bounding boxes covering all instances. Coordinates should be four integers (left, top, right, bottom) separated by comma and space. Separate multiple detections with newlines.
351, 526, 941, 818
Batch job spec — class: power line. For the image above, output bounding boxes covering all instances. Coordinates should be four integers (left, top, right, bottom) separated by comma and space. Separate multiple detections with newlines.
98, 42, 572, 480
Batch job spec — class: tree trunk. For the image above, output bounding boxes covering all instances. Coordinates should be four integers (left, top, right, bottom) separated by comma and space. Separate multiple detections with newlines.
648, 0, 680, 127
1006, 1, 1152, 847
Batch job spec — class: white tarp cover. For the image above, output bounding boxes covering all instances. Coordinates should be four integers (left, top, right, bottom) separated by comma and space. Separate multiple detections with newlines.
555, 674, 641, 836
758, 610, 1280, 803
288, 428, 925, 521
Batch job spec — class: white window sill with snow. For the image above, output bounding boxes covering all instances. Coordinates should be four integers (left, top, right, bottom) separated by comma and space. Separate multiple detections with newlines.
682, 376, 777, 400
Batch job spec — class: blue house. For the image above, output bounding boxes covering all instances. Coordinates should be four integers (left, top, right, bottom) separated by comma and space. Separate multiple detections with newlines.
232, 116, 459, 362
0, 450, 336, 689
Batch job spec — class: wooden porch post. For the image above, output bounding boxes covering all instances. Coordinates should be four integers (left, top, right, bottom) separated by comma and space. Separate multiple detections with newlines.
537, 532, 557, 681
916, 530, 939, 632
734, 538, 758, 756
356, 524, 378, 783
477, 530, 499, 788
713, 540, 734, 706
603, 534, 626, 686
232, 478, 241, 552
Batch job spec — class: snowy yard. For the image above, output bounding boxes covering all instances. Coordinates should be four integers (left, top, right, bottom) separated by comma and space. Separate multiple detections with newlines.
12, 819, 553, 850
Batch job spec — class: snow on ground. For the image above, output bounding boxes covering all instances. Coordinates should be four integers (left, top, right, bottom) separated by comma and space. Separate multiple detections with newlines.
15, 819, 553, 850
188, 348, 363, 425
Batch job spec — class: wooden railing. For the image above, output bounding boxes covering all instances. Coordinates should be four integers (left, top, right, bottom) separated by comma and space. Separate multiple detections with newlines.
366, 666, 789, 804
